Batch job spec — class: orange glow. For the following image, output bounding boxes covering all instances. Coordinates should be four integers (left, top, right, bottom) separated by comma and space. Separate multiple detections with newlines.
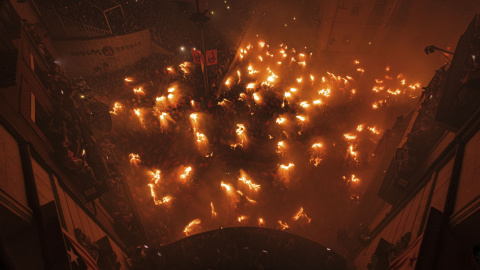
238, 170, 261, 191
180, 166, 193, 180
296, 115, 306, 122
293, 207, 311, 223
221, 181, 234, 194
238, 215, 247, 223
179, 62, 191, 74
133, 87, 145, 95
258, 218, 264, 226
129, 153, 141, 166
253, 92, 261, 102
124, 77, 134, 82
318, 88, 331, 97
246, 83, 256, 90
246, 196, 257, 204
210, 202, 217, 217
278, 220, 289, 230
225, 78, 231, 86
280, 163, 295, 170
368, 126, 380, 134
276, 117, 286, 125
357, 124, 364, 132
300, 101, 310, 108
313, 99, 322, 105
110, 102, 123, 115
184, 219, 201, 236
343, 133, 357, 140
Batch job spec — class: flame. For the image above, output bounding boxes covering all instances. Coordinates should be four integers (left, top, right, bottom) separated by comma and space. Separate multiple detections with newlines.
296, 115, 306, 122
258, 56, 263, 62
167, 87, 176, 93
253, 92, 261, 102
278, 220, 289, 230
284, 91, 292, 98
280, 163, 295, 170
179, 62, 191, 74
190, 113, 199, 130
166, 67, 173, 72
310, 74, 315, 82
124, 77, 134, 82
258, 218, 264, 226
259, 41, 265, 48
293, 207, 312, 223
238, 215, 247, 223
129, 153, 141, 166
300, 101, 310, 108
318, 88, 331, 97
246, 83, 256, 90
368, 126, 380, 134
296, 77, 302, 83
162, 196, 172, 204
354, 60, 360, 64
225, 78, 231, 86
289, 87, 298, 93
221, 181, 234, 194
110, 102, 123, 115
210, 202, 217, 217
133, 87, 145, 95
184, 219, 201, 236
237, 70, 241, 82
357, 124, 364, 132
246, 196, 257, 204
238, 170, 261, 191
180, 166, 193, 180
276, 117, 286, 124
343, 133, 357, 140
248, 65, 259, 75
313, 99, 322, 105
356, 68, 365, 73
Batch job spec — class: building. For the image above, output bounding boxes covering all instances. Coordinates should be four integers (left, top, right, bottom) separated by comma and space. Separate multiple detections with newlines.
0, 1, 144, 269
346, 15, 480, 270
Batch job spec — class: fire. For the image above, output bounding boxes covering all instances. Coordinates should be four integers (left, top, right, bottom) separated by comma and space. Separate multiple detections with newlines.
180, 166, 193, 180
277, 141, 286, 154
343, 133, 357, 140
313, 99, 322, 105
150, 169, 161, 184
258, 218, 264, 226
184, 219, 201, 236
110, 102, 123, 115
293, 207, 312, 223
190, 113, 199, 129
357, 124, 364, 132
225, 78, 231, 86
259, 41, 265, 48
350, 174, 359, 182
368, 126, 380, 134
356, 68, 365, 73
221, 181, 234, 194
210, 202, 217, 217
246, 196, 257, 204
387, 89, 402, 95
129, 153, 141, 166
290, 87, 298, 93
248, 65, 259, 75
179, 62, 191, 74
258, 56, 263, 62
238, 215, 247, 223
253, 92, 261, 102
246, 83, 256, 90
300, 101, 310, 108
298, 61, 306, 66
310, 74, 315, 81
133, 87, 145, 95
276, 117, 286, 124
238, 170, 261, 191
296, 115, 306, 122
296, 77, 302, 83
124, 77, 134, 82
372, 102, 379, 109
318, 88, 331, 97
162, 196, 172, 204
237, 70, 241, 81
278, 220, 289, 230
236, 124, 247, 141
354, 60, 360, 64
280, 163, 295, 170
312, 143, 323, 149
284, 91, 292, 98
196, 132, 207, 143
349, 145, 358, 160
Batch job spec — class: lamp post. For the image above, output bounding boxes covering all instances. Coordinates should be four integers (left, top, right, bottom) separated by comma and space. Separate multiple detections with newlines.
189, 0, 210, 97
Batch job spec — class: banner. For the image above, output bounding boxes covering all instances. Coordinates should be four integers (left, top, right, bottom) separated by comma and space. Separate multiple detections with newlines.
63, 229, 98, 270
191, 48, 202, 64
206, 49, 217, 66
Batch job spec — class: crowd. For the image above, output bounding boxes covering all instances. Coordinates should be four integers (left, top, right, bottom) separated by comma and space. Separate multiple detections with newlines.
130, 227, 346, 270
23, 19, 142, 238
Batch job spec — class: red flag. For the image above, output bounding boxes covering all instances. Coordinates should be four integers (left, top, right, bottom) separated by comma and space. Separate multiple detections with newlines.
191, 49, 202, 64
206, 49, 217, 66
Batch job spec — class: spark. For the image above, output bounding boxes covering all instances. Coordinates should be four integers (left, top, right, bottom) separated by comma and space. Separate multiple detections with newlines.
180, 166, 193, 179
129, 153, 141, 166
318, 88, 331, 97
238, 215, 247, 223
368, 126, 380, 134
312, 143, 322, 149
296, 115, 306, 122
258, 218, 264, 226
133, 87, 145, 95
238, 170, 261, 191
110, 102, 123, 115
343, 133, 357, 140
221, 181, 233, 194
300, 101, 310, 108
357, 125, 364, 132
124, 77, 134, 82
